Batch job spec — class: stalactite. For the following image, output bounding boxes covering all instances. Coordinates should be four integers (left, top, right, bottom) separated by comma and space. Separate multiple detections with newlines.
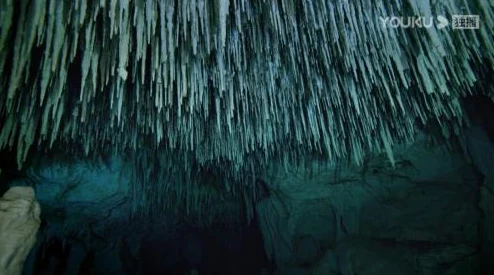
1, 0, 493, 216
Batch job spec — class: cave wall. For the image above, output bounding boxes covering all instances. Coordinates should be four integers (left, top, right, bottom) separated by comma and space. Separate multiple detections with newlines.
0, 0, 493, 274
5, 154, 267, 274
256, 129, 493, 275
1, 127, 492, 275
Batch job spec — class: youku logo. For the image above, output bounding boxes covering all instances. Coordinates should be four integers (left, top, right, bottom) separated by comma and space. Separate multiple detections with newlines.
379, 16, 450, 29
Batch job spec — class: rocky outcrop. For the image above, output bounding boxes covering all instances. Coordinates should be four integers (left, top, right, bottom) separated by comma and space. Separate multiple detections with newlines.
466, 126, 494, 271
12, 154, 266, 274
0, 187, 41, 275
256, 133, 485, 274
10, 155, 136, 274
1, 128, 491, 274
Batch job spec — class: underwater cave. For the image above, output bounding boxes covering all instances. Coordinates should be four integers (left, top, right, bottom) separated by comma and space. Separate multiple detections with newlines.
0, 0, 493, 274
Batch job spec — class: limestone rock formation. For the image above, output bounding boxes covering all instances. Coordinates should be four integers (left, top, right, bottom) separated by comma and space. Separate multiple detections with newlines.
0, 0, 493, 273
0, 187, 41, 275
255, 132, 487, 274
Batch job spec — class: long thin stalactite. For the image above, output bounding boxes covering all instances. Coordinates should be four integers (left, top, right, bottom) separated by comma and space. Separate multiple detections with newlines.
1, 0, 493, 216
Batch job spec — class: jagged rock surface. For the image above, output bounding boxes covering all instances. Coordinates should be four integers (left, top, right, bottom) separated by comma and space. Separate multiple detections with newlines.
256, 132, 486, 274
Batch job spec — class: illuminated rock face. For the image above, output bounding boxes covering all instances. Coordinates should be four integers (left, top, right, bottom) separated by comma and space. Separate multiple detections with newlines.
0, 187, 41, 275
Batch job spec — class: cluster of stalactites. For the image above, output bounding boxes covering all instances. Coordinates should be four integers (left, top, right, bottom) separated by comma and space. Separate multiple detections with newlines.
1, 0, 493, 172
128, 151, 263, 225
